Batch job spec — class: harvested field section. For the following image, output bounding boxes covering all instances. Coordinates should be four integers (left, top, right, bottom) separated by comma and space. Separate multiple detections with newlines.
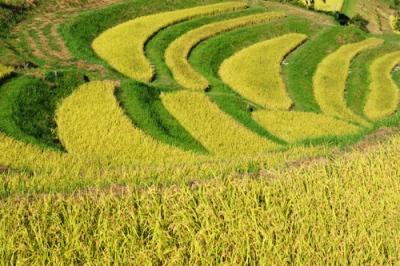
364, 51, 400, 121
161, 91, 280, 157
219, 33, 307, 110
165, 12, 286, 90
313, 38, 383, 127
253, 110, 361, 143
92, 2, 248, 82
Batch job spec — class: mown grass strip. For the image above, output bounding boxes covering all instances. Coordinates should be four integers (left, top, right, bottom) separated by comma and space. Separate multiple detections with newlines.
364, 51, 400, 121
0, 63, 12, 80
0, 72, 85, 150
313, 38, 383, 127
161, 91, 280, 157
56, 81, 198, 165
284, 26, 366, 113
92, 2, 248, 82
219, 33, 307, 110
118, 81, 208, 154
189, 17, 321, 142
253, 110, 361, 143
165, 12, 286, 91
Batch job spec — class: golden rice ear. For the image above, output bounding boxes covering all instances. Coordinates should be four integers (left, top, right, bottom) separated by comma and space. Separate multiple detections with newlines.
364, 51, 400, 121
165, 12, 286, 91
313, 38, 383, 128
92, 2, 248, 82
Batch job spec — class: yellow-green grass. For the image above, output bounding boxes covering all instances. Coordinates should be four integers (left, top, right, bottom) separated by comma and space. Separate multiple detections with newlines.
0, 64, 13, 80
299, 0, 344, 11
165, 12, 286, 91
364, 51, 400, 121
253, 110, 361, 143
92, 2, 248, 82
161, 91, 280, 157
1, 133, 400, 263
0, 132, 67, 174
313, 38, 383, 127
56, 81, 198, 165
219, 33, 307, 110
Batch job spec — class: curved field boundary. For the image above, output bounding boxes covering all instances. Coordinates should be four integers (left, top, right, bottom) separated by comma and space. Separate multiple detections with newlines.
161, 91, 280, 157
165, 12, 286, 91
0, 64, 13, 80
56, 81, 198, 165
92, 2, 248, 82
253, 110, 361, 143
219, 33, 307, 110
364, 51, 400, 121
313, 38, 383, 127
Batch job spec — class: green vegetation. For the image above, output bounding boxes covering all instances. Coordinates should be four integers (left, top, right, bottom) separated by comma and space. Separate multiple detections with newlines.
0, 71, 85, 150
92, 2, 248, 81
2, 133, 400, 264
1, 0, 400, 263
161, 91, 279, 157
165, 12, 286, 90
313, 38, 383, 126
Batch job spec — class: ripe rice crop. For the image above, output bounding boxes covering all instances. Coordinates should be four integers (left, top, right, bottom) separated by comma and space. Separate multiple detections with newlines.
92, 2, 247, 82
165, 12, 286, 91
0, 64, 13, 80
1, 133, 400, 264
55, 81, 198, 165
364, 51, 400, 121
299, 0, 344, 11
219, 33, 307, 110
253, 110, 361, 143
161, 91, 280, 156
313, 38, 383, 127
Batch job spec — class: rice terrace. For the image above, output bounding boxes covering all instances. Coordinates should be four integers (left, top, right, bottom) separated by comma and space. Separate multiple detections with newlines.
1, 0, 400, 263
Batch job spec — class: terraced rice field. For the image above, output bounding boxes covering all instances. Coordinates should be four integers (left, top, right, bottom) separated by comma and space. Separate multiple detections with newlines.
1, 0, 400, 263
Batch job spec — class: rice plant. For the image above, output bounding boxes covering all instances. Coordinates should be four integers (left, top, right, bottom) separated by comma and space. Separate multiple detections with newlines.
253, 110, 361, 143
92, 2, 248, 82
161, 90, 280, 156
56, 81, 199, 165
313, 38, 384, 127
0, 64, 13, 80
165, 12, 286, 90
364, 51, 400, 121
219, 33, 307, 110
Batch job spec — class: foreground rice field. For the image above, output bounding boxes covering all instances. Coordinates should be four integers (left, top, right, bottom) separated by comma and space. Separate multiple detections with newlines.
1, 0, 400, 263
